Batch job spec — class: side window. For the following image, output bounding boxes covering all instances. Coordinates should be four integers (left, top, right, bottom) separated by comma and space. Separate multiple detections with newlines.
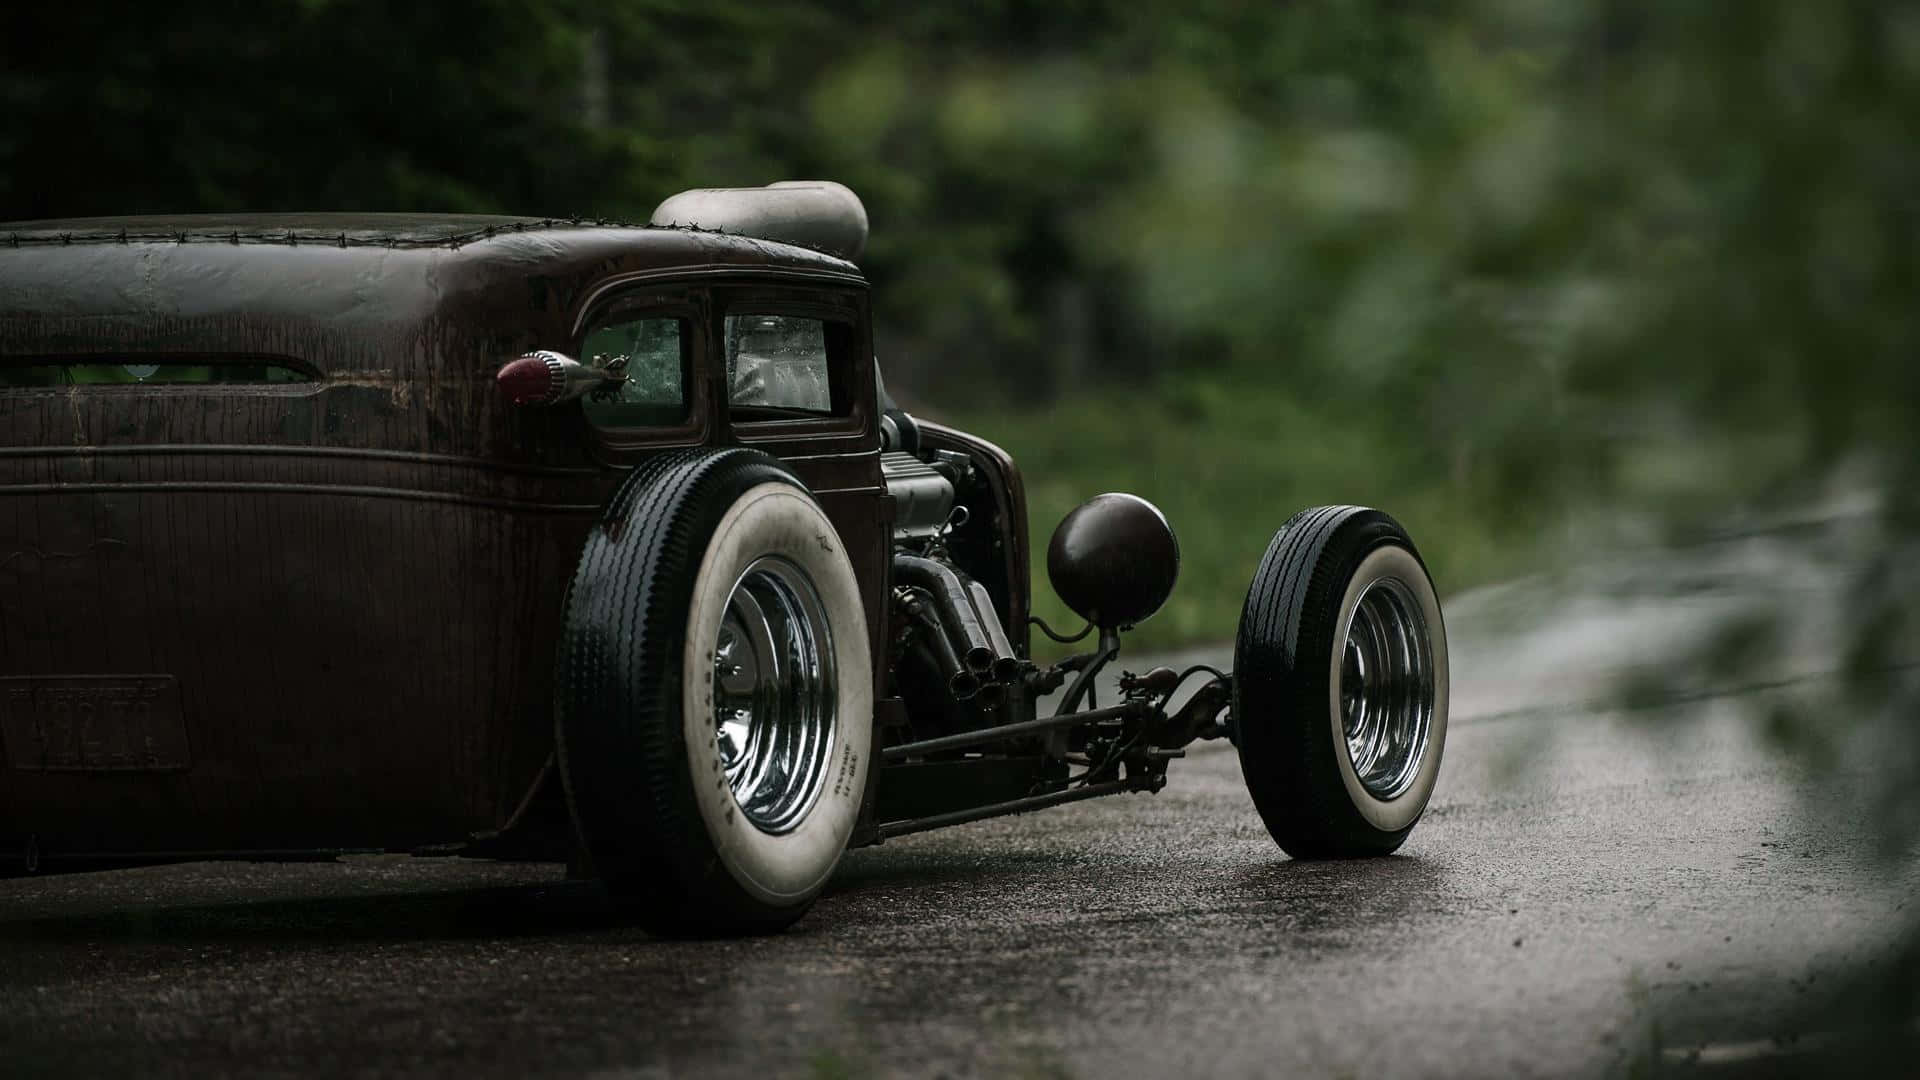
580, 314, 688, 428
725, 314, 840, 416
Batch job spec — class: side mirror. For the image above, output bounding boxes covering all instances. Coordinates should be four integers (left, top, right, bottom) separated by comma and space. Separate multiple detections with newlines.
495, 350, 627, 407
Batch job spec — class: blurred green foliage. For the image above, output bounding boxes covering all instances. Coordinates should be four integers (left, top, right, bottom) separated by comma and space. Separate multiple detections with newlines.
8, 0, 1914, 648
8, 0, 1917, 773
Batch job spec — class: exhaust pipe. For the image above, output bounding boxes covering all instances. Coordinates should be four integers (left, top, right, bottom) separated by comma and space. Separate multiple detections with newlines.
894, 555, 1023, 706
966, 581, 1024, 685
894, 555, 996, 674
898, 588, 980, 701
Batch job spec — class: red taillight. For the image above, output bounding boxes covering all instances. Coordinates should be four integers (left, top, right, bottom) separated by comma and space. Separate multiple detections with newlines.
496, 350, 625, 407
496, 352, 564, 406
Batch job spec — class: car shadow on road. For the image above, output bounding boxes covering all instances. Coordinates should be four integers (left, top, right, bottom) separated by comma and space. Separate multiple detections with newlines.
0, 877, 628, 947
824, 846, 1095, 896
0, 849, 1094, 949
0, 849, 1459, 951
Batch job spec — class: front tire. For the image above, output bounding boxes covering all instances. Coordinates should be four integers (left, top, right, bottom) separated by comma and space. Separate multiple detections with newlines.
1233, 506, 1448, 858
557, 448, 872, 935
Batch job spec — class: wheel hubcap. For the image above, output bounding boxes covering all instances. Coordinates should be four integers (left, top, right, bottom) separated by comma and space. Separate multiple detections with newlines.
711, 556, 836, 834
1338, 574, 1434, 801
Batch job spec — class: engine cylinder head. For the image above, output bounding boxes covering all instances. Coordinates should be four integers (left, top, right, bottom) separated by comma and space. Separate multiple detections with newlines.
1046, 493, 1181, 630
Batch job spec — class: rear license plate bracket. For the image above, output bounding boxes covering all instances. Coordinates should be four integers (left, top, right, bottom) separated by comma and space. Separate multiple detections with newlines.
0, 675, 190, 772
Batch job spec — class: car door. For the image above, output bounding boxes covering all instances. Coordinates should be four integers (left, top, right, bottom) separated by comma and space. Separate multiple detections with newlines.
712, 281, 888, 699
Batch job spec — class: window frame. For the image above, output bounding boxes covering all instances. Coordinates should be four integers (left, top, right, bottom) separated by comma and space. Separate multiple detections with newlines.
712, 284, 872, 448
569, 284, 710, 451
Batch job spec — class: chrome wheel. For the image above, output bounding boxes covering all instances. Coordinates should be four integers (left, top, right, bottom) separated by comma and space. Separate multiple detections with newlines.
1338, 572, 1435, 801
711, 555, 837, 834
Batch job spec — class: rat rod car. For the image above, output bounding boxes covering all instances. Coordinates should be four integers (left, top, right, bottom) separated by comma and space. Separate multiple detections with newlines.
0, 183, 1448, 933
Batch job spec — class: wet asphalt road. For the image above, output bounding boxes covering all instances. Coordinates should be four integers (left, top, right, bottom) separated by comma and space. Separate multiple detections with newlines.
3, 519, 1915, 1078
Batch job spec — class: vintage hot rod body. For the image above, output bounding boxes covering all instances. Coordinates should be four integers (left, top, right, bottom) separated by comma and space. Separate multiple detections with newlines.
0, 213, 917, 851
1, 186, 1449, 934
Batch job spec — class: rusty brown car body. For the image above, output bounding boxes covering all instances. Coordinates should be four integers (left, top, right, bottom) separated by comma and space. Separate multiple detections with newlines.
0, 187, 1451, 933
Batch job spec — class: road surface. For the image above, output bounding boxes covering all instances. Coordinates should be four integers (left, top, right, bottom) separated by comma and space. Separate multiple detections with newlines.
3, 518, 1914, 1077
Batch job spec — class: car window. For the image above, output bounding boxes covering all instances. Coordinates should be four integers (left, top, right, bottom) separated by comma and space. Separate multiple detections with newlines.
725, 314, 835, 415
580, 315, 688, 428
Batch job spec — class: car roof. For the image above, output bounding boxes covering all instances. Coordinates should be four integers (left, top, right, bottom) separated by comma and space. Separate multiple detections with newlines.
0, 211, 870, 256
0, 213, 557, 247
0, 214, 864, 370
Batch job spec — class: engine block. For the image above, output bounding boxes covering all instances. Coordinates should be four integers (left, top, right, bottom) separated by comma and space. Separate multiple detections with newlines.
881, 451, 955, 542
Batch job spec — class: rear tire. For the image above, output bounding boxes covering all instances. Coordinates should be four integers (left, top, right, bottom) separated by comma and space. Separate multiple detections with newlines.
557, 448, 872, 935
1233, 506, 1448, 858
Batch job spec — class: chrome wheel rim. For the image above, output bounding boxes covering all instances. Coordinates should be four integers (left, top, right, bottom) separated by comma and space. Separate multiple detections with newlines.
711, 555, 837, 834
1338, 574, 1435, 801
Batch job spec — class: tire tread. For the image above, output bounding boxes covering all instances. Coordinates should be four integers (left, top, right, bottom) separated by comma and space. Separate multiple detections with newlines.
1233, 506, 1434, 858
556, 448, 816, 935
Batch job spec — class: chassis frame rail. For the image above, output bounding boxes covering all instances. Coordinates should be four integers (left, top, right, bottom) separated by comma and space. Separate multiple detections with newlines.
880, 702, 1145, 762
876, 777, 1156, 839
